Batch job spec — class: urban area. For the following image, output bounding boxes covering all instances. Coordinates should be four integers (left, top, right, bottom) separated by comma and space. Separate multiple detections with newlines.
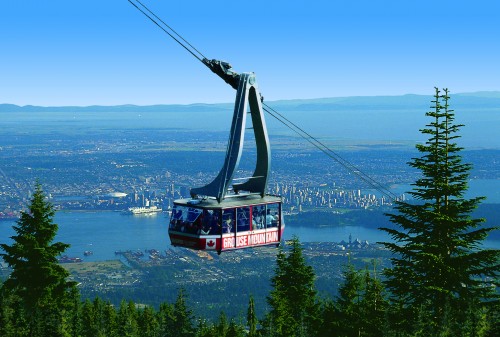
1, 123, 499, 318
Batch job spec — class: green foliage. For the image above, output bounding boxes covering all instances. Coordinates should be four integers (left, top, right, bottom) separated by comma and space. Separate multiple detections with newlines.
335, 262, 364, 336
263, 236, 320, 337
380, 88, 500, 335
227, 318, 246, 337
138, 305, 160, 337
117, 300, 139, 337
322, 260, 388, 337
172, 288, 195, 337
217, 311, 229, 337
158, 301, 175, 336
0, 287, 25, 337
81, 299, 98, 337
0, 182, 77, 336
247, 295, 258, 337
360, 262, 389, 336
0, 172, 498, 336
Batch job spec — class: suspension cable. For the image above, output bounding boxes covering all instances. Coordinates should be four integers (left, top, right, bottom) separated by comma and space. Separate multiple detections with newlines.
127, 0, 205, 63
130, 0, 209, 61
127, 0, 398, 201
263, 104, 398, 201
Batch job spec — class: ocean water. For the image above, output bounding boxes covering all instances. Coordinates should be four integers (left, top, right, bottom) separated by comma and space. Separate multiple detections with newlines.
1, 209, 498, 263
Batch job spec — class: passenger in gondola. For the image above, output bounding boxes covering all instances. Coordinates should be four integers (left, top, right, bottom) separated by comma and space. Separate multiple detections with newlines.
223, 218, 233, 233
202, 210, 218, 235
252, 212, 262, 229
266, 210, 275, 227
200, 222, 211, 235
272, 212, 279, 226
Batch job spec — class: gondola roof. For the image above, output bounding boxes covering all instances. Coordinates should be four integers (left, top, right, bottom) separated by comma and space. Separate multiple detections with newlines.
174, 194, 281, 209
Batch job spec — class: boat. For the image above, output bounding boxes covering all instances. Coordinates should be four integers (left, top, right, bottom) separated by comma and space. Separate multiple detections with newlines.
126, 205, 162, 215
58, 255, 83, 263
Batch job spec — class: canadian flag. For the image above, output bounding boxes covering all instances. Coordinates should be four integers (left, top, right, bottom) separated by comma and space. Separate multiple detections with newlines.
205, 239, 216, 250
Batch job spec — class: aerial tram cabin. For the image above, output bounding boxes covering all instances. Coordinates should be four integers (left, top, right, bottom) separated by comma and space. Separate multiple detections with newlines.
168, 60, 285, 253
169, 195, 283, 253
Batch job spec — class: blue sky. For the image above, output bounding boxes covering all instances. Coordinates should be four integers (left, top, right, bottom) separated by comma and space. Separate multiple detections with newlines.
1, 0, 499, 106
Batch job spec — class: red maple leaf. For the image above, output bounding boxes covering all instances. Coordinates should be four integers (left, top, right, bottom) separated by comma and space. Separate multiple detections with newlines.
207, 240, 215, 247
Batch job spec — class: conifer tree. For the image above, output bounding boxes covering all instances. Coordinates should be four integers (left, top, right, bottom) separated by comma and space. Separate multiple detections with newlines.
264, 236, 319, 337
360, 263, 388, 337
102, 299, 119, 337
81, 299, 99, 337
380, 88, 499, 333
317, 298, 337, 337
0, 182, 76, 335
216, 311, 229, 337
138, 305, 160, 337
117, 300, 139, 337
0, 286, 18, 337
227, 318, 246, 337
195, 319, 213, 337
335, 262, 364, 336
247, 295, 258, 337
66, 287, 82, 337
171, 288, 195, 337
331, 261, 388, 337
158, 301, 174, 336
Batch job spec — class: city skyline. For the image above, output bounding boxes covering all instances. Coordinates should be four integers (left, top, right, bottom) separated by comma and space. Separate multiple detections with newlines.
1, 0, 500, 106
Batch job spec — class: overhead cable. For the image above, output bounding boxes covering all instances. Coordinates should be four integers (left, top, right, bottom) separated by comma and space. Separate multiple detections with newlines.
263, 104, 398, 201
127, 0, 398, 201
127, 0, 205, 62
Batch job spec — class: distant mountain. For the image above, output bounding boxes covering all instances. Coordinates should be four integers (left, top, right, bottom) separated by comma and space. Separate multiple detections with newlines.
2, 91, 500, 112
2, 92, 499, 148
0, 102, 232, 113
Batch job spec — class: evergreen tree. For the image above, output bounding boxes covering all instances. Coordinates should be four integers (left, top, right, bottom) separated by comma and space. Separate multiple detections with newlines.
380, 88, 499, 333
264, 236, 319, 337
117, 300, 139, 337
330, 261, 388, 337
487, 302, 500, 337
247, 295, 258, 337
81, 299, 99, 337
138, 305, 160, 337
360, 262, 388, 336
0, 182, 77, 335
102, 299, 119, 337
195, 319, 214, 337
317, 298, 337, 337
158, 301, 174, 336
227, 318, 246, 337
79, 297, 116, 337
66, 287, 82, 337
171, 288, 195, 337
0, 286, 19, 337
216, 311, 229, 337
335, 262, 364, 336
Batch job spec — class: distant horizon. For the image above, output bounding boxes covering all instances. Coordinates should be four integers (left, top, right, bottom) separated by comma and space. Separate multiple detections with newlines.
2, 90, 500, 108
2, 92, 500, 149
